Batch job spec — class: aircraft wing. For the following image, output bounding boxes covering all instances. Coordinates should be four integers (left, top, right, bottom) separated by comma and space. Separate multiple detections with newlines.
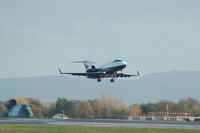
116, 71, 140, 78
59, 69, 104, 76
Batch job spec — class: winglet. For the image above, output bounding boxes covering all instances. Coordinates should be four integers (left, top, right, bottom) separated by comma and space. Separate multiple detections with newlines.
59, 68, 63, 74
137, 70, 140, 76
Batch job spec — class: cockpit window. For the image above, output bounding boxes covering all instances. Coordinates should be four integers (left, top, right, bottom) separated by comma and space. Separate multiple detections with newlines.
114, 59, 122, 62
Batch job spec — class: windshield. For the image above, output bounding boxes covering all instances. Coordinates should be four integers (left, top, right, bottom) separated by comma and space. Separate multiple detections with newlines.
114, 59, 122, 62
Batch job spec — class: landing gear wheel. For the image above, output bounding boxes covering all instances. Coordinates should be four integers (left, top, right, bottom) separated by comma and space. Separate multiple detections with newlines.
97, 79, 101, 82
110, 79, 114, 82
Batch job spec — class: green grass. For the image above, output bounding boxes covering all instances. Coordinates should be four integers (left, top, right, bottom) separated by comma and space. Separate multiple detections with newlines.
0, 124, 199, 133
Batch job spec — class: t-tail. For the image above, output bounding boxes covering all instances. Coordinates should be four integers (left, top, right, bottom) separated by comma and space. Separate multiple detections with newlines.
71, 60, 96, 70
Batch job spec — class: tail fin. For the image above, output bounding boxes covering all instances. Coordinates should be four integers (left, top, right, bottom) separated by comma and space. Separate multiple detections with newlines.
137, 70, 140, 76
71, 60, 95, 70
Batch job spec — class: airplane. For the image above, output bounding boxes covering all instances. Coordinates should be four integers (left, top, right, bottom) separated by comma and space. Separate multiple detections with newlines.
59, 59, 139, 82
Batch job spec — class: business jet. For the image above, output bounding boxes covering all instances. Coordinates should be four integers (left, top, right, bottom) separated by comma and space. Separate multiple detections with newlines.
59, 59, 139, 82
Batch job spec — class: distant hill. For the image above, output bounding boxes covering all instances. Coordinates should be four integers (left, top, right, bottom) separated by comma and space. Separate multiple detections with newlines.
0, 71, 200, 104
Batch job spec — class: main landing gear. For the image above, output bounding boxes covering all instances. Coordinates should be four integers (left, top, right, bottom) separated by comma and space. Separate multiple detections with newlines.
97, 78, 114, 82
110, 79, 114, 82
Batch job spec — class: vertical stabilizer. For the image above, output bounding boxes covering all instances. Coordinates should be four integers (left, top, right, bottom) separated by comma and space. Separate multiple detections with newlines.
71, 61, 95, 70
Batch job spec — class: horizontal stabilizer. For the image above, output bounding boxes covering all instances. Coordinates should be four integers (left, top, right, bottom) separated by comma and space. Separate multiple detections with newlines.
71, 60, 95, 64
58, 68, 105, 77
116, 70, 140, 78
71, 60, 95, 70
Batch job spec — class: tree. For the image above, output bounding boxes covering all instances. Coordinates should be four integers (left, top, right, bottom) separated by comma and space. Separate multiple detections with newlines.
29, 104, 44, 118
156, 100, 176, 112
56, 98, 74, 117
89, 99, 102, 118
42, 102, 56, 118
27, 98, 43, 108
78, 101, 94, 118
128, 104, 141, 116
177, 97, 200, 116
140, 103, 158, 115
14, 96, 28, 104
0, 102, 6, 115
26, 98, 45, 118
92, 91, 126, 118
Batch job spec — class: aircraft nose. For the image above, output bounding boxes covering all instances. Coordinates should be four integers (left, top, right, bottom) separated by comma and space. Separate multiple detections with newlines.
122, 61, 127, 67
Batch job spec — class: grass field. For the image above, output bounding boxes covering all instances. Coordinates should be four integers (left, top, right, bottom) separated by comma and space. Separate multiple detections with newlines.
0, 124, 199, 133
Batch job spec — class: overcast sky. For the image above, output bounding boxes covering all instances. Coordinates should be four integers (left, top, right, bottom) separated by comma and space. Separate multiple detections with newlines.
0, 0, 200, 78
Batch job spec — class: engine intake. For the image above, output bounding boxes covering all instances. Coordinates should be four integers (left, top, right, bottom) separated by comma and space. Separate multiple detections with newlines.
86, 65, 98, 72
91, 65, 96, 69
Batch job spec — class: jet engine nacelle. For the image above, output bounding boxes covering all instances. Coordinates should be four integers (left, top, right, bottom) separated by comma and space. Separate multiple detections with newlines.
5, 99, 17, 109
86, 65, 97, 72
91, 65, 96, 69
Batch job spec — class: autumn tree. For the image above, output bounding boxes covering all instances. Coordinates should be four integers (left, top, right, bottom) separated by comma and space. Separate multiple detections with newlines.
0, 102, 6, 115
29, 104, 44, 118
78, 100, 94, 118
42, 102, 56, 118
92, 91, 126, 118
27, 98, 44, 118
14, 96, 28, 104
89, 99, 102, 118
128, 104, 141, 116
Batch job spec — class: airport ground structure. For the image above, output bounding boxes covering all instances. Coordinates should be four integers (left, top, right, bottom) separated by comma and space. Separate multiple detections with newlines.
128, 116, 200, 122
128, 111, 200, 122
126, 112, 199, 122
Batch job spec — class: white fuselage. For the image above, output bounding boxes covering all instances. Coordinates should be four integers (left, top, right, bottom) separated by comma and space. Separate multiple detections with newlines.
97, 59, 127, 70
58, 59, 138, 82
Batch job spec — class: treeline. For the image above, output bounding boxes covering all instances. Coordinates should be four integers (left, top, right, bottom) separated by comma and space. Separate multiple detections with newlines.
141, 98, 200, 116
1, 93, 200, 118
